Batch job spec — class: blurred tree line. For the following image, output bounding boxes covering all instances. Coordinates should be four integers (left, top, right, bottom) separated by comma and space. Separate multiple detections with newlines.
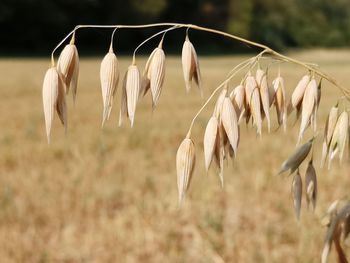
1, 0, 350, 55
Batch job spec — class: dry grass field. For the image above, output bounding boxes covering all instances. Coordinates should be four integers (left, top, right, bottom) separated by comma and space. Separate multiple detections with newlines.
0, 50, 349, 263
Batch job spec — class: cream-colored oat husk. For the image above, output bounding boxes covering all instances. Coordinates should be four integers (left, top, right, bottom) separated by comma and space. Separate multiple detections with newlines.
100, 47, 119, 126
57, 38, 79, 102
256, 69, 271, 132
181, 35, 202, 96
204, 116, 219, 171
176, 138, 196, 205
42, 67, 59, 143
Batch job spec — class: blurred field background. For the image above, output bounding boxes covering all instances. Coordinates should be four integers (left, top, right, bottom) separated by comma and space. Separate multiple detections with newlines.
0, 50, 349, 262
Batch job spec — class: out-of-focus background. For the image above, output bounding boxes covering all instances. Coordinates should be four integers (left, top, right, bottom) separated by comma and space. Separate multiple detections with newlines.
1, 1, 350, 263
2, 0, 350, 55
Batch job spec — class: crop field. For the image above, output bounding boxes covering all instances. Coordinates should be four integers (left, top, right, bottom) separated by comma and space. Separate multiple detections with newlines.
0, 50, 349, 262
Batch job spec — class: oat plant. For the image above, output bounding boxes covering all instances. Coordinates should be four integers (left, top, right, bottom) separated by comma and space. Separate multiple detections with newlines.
42, 23, 350, 262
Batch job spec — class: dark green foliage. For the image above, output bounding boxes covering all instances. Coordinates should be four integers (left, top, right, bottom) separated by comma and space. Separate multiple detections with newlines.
1, 0, 350, 55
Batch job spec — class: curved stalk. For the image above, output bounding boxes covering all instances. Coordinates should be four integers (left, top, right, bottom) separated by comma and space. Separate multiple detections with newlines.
132, 25, 180, 64
50, 22, 350, 99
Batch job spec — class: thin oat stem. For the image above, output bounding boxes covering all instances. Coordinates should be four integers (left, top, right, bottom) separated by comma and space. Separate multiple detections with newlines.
239, 50, 267, 85
109, 28, 118, 52
132, 25, 181, 64
51, 23, 350, 99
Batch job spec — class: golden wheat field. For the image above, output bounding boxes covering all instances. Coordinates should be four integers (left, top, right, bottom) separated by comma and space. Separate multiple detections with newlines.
0, 50, 349, 263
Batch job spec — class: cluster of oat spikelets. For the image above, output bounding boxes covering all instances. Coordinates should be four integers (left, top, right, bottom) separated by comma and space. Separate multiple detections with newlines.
42, 27, 350, 263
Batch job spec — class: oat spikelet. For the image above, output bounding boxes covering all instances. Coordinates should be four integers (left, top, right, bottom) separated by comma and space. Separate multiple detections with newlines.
321, 105, 338, 168
176, 138, 196, 205
328, 111, 349, 169
204, 116, 219, 171
221, 97, 239, 156
118, 72, 128, 127
305, 159, 317, 211
289, 74, 310, 116
100, 47, 119, 126
292, 170, 302, 221
213, 88, 227, 120
142, 40, 166, 107
125, 64, 141, 127
298, 78, 318, 144
272, 76, 287, 132
279, 138, 313, 174
57, 35, 79, 102
256, 69, 271, 132
56, 72, 67, 133
42, 67, 59, 143
245, 74, 262, 136
140, 48, 157, 97
229, 84, 245, 122
181, 35, 202, 96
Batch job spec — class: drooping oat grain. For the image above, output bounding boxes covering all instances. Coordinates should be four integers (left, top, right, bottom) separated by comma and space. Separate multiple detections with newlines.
140, 48, 157, 97
272, 76, 287, 132
245, 74, 262, 136
57, 34, 79, 102
213, 88, 227, 120
221, 97, 239, 156
176, 137, 196, 205
119, 72, 128, 127
181, 35, 202, 96
256, 68, 271, 132
56, 71, 67, 133
142, 39, 166, 108
100, 45, 119, 126
289, 74, 310, 116
279, 138, 313, 174
292, 170, 302, 220
204, 116, 219, 171
321, 105, 338, 168
305, 159, 317, 211
298, 78, 318, 144
125, 63, 141, 127
229, 84, 245, 123
328, 111, 349, 169
42, 67, 59, 143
